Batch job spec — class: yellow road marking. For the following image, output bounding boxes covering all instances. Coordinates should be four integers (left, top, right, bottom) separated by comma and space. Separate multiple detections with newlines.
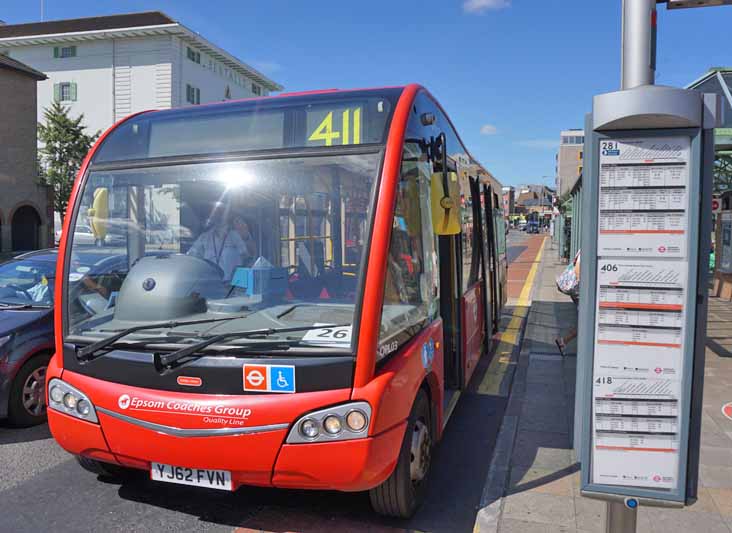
477, 238, 546, 395
516, 237, 546, 307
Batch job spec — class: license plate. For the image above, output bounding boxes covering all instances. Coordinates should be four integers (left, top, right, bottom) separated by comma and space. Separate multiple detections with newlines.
150, 462, 232, 491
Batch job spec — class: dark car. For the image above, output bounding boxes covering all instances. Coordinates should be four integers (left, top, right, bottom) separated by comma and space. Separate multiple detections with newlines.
0, 249, 129, 426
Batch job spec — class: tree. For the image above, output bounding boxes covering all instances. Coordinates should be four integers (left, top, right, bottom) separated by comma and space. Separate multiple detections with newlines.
714, 153, 732, 195
37, 102, 99, 218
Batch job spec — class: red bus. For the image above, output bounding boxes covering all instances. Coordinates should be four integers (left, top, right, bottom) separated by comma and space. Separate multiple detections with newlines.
47, 85, 507, 518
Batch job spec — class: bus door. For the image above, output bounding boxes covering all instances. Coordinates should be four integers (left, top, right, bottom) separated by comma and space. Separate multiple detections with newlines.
436, 159, 463, 391
427, 132, 462, 391
492, 191, 508, 310
457, 175, 485, 388
482, 185, 500, 333
471, 178, 493, 342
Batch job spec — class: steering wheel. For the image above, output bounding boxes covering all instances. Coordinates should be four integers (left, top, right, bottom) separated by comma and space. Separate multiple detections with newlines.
4, 284, 33, 301
201, 258, 226, 280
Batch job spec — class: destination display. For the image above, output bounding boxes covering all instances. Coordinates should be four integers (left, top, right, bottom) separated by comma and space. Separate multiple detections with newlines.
591, 137, 691, 490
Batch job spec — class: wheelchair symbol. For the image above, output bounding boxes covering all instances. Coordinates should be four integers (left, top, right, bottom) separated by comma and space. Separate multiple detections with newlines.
269, 365, 295, 393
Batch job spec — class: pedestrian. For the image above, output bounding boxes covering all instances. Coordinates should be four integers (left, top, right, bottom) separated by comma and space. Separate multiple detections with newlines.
555, 249, 580, 356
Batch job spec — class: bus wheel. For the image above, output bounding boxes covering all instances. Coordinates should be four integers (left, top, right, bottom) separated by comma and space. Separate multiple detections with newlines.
369, 389, 432, 518
76, 456, 135, 480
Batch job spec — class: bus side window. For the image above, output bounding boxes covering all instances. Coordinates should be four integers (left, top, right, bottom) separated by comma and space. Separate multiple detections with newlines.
379, 139, 438, 354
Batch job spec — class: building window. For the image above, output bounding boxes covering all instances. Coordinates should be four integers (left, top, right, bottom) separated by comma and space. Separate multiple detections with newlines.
579, 151, 583, 160
186, 47, 201, 64
53, 45, 77, 58
252, 83, 262, 96
186, 84, 201, 105
53, 82, 77, 102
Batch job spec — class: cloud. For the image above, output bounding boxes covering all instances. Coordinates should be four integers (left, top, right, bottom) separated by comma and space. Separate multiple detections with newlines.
250, 60, 282, 75
463, 0, 511, 14
480, 124, 498, 135
514, 139, 558, 150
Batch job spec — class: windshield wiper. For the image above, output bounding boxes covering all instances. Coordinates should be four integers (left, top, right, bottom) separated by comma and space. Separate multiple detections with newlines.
76, 316, 249, 362
0, 303, 50, 310
155, 323, 350, 370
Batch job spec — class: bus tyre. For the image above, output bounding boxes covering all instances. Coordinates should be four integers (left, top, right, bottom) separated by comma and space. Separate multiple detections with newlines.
369, 389, 432, 518
76, 456, 135, 480
7, 353, 50, 427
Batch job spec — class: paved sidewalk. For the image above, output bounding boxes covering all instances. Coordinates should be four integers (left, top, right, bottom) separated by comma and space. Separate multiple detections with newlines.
475, 239, 732, 533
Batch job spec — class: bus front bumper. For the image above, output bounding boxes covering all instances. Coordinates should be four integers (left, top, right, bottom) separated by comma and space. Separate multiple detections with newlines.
47, 368, 405, 492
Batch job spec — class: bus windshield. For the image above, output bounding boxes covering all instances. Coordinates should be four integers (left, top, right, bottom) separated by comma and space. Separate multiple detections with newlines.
65, 152, 380, 351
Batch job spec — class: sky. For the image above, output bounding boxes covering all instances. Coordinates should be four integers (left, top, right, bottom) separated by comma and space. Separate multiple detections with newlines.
2, 0, 731, 187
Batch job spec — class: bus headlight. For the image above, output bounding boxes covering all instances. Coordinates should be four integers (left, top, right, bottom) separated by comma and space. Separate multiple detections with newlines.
287, 402, 371, 444
76, 399, 92, 417
299, 418, 319, 439
323, 415, 342, 435
63, 393, 77, 410
49, 385, 64, 404
346, 410, 367, 432
48, 378, 99, 424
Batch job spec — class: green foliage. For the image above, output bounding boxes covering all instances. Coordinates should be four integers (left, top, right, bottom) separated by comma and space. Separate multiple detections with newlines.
557, 191, 572, 214
714, 153, 732, 195
37, 102, 99, 217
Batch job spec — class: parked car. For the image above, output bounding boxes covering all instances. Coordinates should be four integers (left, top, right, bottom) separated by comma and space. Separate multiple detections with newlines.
55, 224, 96, 247
0, 249, 130, 426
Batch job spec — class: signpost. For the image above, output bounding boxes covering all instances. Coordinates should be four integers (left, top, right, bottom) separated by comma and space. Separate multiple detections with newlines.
575, 1, 724, 531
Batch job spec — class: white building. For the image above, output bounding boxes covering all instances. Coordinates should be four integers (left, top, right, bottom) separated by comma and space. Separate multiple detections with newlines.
0, 11, 283, 137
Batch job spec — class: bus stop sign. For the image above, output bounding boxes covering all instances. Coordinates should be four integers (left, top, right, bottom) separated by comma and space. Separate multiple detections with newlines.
575, 84, 720, 507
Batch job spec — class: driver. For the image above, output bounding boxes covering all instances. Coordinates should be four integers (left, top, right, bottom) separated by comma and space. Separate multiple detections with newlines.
187, 209, 251, 280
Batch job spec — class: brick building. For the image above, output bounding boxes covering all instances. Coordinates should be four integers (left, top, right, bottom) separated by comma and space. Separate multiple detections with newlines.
0, 53, 52, 252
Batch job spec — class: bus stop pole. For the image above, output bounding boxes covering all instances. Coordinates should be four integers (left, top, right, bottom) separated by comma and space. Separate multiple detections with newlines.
620, 0, 656, 90
606, 1, 657, 528
606, 501, 637, 533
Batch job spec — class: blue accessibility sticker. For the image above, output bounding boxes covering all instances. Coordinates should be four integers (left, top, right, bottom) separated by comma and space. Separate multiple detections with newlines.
269, 365, 296, 393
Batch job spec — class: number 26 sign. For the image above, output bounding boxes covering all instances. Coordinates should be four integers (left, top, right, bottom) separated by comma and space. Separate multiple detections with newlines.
301, 324, 353, 345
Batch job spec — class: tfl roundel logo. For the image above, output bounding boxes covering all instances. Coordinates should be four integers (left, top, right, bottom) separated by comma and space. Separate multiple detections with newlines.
242, 364, 296, 393
118, 394, 131, 410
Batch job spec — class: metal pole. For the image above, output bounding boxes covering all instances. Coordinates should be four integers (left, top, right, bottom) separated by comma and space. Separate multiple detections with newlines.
620, 0, 657, 89
606, 501, 637, 533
